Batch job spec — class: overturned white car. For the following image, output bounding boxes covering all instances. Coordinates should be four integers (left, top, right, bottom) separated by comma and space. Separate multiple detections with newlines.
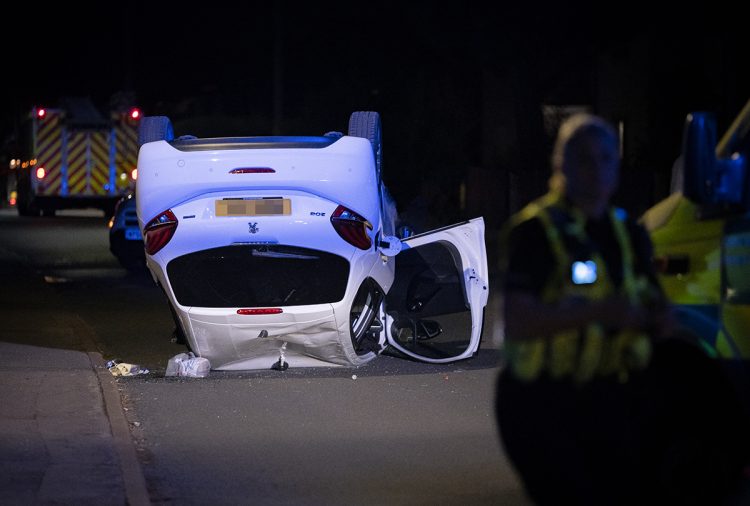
136, 112, 488, 370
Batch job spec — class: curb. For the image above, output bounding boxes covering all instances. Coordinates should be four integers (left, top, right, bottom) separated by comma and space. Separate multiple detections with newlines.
88, 352, 151, 506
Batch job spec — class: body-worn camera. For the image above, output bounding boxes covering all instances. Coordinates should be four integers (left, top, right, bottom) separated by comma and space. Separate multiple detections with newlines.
571, 260, 597, 284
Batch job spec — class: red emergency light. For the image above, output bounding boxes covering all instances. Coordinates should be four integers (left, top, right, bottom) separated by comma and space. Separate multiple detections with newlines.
129, 108, 142, 120
37, 108, 46, 119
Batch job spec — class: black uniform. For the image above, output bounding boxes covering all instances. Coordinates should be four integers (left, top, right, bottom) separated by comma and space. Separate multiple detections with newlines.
496, 204, 749, 506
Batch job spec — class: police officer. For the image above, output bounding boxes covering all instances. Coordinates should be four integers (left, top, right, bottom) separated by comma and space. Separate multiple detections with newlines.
494, 113, 748, 505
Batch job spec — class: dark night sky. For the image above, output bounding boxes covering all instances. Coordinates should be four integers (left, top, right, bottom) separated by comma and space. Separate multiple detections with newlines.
3, 1, 748, 220
6, 2, 745, 126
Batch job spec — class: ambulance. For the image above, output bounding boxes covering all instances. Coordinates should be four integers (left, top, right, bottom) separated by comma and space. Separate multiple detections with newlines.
640, 98, 750, 398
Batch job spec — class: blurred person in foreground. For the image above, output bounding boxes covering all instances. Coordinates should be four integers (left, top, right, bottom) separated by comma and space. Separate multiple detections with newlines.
494, 113, 748, 506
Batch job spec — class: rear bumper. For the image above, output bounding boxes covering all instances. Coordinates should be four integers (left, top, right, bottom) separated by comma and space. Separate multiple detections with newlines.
186, 303, 350, 370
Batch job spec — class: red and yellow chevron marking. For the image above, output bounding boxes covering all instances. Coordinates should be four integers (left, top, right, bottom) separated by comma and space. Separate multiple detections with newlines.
36, 115, 63, 196
35, 111, 139, 197
115, 119, 139, 190
66, 132, 90, 194
64, 132, 111, 196
90, 131, 110, 195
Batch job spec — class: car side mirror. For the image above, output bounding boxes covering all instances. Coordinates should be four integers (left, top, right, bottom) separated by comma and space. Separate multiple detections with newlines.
682, 103, 749, 212
682, 111, 718, 205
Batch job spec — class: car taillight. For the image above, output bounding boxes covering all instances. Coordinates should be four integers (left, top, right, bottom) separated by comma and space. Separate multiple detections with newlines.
144, 210, 178, 255
330, 205, 372, 250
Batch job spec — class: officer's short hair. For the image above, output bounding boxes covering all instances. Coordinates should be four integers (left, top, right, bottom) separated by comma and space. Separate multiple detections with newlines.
551, 113, 619, 171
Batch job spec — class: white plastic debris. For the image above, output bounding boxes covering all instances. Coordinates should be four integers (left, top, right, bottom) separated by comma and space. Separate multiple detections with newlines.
165, 352, 211, 378
279, 342, 287, 369
107, 359, 149, 377
165, 353, 189, 376
271, 342, 289, 371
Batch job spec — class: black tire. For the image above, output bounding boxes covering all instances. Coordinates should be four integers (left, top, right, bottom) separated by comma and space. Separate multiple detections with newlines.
17, 198, 36, 216
138, 116, 174, 147
348, 111, 382, 181
18, 199, 40, 217
349, 279, 385, 356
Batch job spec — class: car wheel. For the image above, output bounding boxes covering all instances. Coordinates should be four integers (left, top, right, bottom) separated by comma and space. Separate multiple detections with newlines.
348, 111, 382, 181
138, 116, 174, 147
349, 279, 386, 357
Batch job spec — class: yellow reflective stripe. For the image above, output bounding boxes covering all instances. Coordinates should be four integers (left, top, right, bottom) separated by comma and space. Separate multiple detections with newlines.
36, 117, 63, 196
611, 208, 638, 303
536, 207, 569, 302
548, 330, 579, 379
574, 324, 605, 383
67, 133, 88, 193
506, 340, 546, 381
115, 124, 138, 190
718, 304, 750, 359
90, 132, 110, 195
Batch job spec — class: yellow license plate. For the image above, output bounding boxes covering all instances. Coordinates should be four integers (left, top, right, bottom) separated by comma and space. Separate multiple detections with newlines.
215, 198, 291, 216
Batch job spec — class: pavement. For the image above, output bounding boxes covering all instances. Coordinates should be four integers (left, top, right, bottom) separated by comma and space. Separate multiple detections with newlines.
3, 342, 750, 506
0, 341, 150, 506
0, 240, 150, 506
4, 341, 750, 506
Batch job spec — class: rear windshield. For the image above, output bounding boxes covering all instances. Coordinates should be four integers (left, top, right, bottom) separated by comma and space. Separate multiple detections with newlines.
167, 245, 349, 307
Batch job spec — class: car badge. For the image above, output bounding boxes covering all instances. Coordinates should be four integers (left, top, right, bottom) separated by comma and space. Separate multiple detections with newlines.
248, 222, 259, 234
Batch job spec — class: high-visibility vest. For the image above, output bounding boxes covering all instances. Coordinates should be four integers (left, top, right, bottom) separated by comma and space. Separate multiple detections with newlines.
503, 192, 654, 384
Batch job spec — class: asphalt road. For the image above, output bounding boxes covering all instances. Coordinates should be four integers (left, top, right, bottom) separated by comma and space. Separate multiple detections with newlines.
0, 208, 530, 505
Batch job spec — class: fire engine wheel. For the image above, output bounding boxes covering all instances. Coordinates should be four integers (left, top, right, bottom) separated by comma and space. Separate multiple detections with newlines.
16, 178, 39, 216
17, 198, 40, 217
138, 116, 175, 147
348, 111, 383, 182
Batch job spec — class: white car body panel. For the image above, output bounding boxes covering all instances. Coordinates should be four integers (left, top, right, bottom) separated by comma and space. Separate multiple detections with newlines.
136, 136, 379, 233
384, 218, 489, 363
187, 304, 346, 370
137, 125, 488, 370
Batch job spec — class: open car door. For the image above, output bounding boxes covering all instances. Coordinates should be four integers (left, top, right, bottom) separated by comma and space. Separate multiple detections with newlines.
384, 217, 489, 363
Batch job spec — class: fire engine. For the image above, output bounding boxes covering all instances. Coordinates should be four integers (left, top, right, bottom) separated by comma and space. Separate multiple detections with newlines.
12, 97, 141, 216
